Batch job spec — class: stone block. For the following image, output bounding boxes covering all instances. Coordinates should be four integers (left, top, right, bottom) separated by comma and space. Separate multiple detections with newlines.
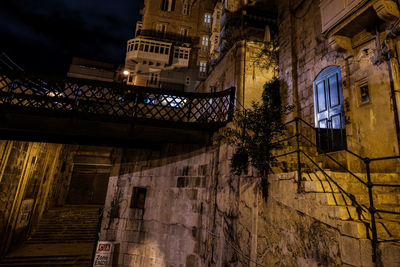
186, 189, 198, 200
339, 236, 361, 266
126, 219, 142, 231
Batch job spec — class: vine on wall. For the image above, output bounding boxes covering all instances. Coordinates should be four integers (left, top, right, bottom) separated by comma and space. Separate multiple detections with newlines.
217, 78, 293, 199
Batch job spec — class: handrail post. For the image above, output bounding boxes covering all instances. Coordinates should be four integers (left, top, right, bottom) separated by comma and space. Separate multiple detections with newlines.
295, 117, 302, 193
186, 96, 192, 122
365, 158, 378, 266
228, 87, 236, 122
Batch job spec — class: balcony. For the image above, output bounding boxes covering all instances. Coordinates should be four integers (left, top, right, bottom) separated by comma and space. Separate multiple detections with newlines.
126, 38, 172, 63
320, 0, 400, 35
320, 0, 370, 33
220, 6, 275, 32
171, 47, 190, 68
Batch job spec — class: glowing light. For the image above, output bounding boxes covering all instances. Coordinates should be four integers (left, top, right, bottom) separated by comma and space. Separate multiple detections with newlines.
123, 70, 129, 76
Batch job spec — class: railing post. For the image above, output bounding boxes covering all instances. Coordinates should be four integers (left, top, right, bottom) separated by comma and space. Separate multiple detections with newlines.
365, 158, 378, 266
133, 92, 138, 120
228, 87, 236, 122
91, 208, 104, 266
295, 117, 302, 193
186, 97, 192, 122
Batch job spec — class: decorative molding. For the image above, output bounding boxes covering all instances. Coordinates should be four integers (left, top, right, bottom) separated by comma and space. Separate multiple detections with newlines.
373, 0, 400, 22
328, 35, 354, 58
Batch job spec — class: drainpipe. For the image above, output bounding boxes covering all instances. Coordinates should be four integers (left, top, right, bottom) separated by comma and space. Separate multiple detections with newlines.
385, 26, 400, 154
289, 0, 300, 120
243, 39, 247, 108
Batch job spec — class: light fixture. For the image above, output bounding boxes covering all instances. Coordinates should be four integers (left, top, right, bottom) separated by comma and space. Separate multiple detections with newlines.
123, 70, 129, 76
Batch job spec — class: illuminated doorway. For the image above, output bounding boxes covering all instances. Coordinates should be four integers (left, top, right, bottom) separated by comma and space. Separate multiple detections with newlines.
313, 66, 347, 152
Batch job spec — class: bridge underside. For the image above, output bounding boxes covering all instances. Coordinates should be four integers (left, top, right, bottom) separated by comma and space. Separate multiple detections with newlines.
0, 110, 218, 147
0, 71, 235, 146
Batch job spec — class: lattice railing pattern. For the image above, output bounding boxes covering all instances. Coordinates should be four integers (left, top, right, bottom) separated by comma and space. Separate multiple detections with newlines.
0, 71, 235, 127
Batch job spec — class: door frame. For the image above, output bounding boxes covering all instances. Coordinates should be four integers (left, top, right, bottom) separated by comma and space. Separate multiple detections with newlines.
313, 65, 347, 152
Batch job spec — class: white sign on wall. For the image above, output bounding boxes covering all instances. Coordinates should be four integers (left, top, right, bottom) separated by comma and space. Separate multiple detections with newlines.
93, 241, 113, 267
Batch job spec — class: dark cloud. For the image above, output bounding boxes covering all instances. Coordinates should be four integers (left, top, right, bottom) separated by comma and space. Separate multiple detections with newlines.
0, 0, 142, 75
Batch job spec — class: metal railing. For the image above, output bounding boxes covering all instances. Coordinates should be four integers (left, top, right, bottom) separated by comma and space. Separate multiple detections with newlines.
272, 117, 400, 266
0, 71, 235, 130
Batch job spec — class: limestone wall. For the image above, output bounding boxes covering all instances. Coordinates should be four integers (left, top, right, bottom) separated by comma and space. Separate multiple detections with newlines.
0, 141, 67, 252
99, 143, 384, 266
199, 41, 275, 109
277, 0, 399, 163
0, 141, 117, 255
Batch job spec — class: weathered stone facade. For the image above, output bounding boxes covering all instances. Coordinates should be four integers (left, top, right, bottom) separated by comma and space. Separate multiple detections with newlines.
277, 0, 400, 163
0, 141, 117, 255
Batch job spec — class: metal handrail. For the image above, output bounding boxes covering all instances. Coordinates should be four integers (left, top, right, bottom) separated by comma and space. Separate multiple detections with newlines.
0, 71, 236, 128
271, 117, 400, 266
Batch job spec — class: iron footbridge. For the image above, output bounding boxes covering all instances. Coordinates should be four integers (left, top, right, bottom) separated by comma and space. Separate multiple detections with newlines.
0, 70, 235, 146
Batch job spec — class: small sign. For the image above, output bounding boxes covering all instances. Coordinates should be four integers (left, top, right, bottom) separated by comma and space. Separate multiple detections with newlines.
16, 199, 34, 229
93, 241, 113, 267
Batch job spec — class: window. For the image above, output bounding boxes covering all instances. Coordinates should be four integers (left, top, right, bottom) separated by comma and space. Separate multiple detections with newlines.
180, 28, 189, 38
157, 23, 167, 34
149, 61, 154, 65
161, 0, 175, 11
199, 61, 207, 77
214, 35, 219, 44
183, 2, 190, 15
128, 72, 134, 83
360, 84, 370, 104
201, 36, 209, 50
204, 13, 211, 27
135, 23, 142, 37
149, 72, 159, 85
130, 187, 147, 209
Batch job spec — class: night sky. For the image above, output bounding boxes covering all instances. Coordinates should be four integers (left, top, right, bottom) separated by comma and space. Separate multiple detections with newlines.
0, 0, 142, 76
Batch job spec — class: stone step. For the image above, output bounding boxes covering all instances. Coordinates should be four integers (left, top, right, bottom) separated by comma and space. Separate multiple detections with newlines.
306, 171, 400, 185
26, 238, 96, 244
34, 225, 98, 229
29, 235, 97, 240
303, 180, 400, 197
0, 255, 91, 266
372, 220, 400, 240
309, 191, 400, 207
32, 229, 98, 234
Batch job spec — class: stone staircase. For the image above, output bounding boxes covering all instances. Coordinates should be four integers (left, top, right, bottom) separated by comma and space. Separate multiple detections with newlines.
0, 205, 101, 266
269, 170, 400, 266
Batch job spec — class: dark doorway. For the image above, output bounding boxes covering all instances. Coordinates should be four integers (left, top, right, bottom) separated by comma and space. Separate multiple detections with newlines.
66, 164, 110, 205
313, 66, 347, 153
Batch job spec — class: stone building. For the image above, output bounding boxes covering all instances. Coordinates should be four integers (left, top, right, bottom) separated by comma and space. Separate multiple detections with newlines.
124, 0, 215, 91
1, 0, 400, 266
67, 57, 120, 83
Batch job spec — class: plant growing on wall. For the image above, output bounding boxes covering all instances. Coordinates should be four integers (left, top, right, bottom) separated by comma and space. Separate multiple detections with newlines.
217, 78, 293, 199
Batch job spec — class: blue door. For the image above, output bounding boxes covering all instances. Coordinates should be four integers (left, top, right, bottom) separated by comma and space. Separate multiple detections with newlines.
313, 66, 346, 152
